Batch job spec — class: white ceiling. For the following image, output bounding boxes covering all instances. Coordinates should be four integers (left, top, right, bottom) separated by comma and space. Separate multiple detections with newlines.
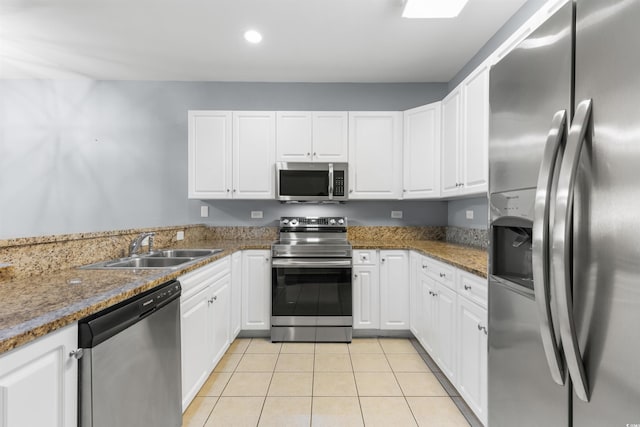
0, 0, 527, 82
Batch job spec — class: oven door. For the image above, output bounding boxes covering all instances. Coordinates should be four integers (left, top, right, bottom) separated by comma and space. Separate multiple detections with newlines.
271, 258, 352, 326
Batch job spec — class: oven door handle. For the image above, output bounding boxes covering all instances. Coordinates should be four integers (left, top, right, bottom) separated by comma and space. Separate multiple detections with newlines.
272, 258, 352, 268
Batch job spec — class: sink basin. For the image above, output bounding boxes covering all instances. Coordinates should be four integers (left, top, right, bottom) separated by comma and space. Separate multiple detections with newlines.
79, 248, 223, 270
147, 249, 222, 258
104, 257, 195, 268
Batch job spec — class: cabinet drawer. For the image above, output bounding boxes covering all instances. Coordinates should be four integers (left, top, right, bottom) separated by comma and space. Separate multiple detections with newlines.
421, 256, 455, 290
353, 250, 378, 265
457, 270, 488, 309
179, 256, 231, 298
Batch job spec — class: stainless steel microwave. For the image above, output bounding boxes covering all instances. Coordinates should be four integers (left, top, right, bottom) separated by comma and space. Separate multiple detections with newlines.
276, 162, 348, 201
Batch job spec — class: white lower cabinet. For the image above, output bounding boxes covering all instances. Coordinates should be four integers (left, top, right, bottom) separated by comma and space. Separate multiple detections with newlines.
179, 257, 232, 410
241, 250, 271, 330
230, 251, 242, 339
352, 250, 409, 330
456, 276, 488, 425
379, 250, 409, 330
433, 282, 457, 382
352, 263, 380, 329
409, 252, 422, 339
0, 323, 78, 427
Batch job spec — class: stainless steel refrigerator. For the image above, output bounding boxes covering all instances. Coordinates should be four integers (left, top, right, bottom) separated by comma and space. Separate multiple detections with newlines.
488, 0, 640, 426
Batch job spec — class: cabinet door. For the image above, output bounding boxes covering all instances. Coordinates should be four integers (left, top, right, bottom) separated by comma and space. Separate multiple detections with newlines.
180, 286, 213, 410
348, 112, 403, 199
352, 264, 380, 329
230, 251, 242, 339
312, 112, 348, 162
276, 112, 313, 162
211, 274, 231, 367
441, 89, 461, 196
461, 64, 489, 195
409, 252, 422, 339
241, 250, 271, 330
0, 324, 78, 427
434, 282, 457, 383
420, 272, 437, 357
457, 296, 488, 425
188, 111, 232, 199
379, 250, 410, 330
232, 112, 276, 199
403, 103, 441, 199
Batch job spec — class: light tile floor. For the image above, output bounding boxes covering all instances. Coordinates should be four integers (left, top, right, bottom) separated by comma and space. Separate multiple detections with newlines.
183, 337, 472, 427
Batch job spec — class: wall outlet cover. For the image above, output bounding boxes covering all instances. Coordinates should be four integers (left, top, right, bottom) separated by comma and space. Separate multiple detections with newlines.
391, 210, 403, 219
466, 210, 474, 220
251, 210, 264, 219
200, 205, 209, 217
176, 231, 185, 241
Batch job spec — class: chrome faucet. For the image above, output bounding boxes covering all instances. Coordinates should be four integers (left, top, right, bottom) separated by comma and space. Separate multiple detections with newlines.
129, 232, 155, 257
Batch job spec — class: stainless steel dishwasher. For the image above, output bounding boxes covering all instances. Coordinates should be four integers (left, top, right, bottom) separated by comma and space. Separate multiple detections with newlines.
77, 279, 182, 427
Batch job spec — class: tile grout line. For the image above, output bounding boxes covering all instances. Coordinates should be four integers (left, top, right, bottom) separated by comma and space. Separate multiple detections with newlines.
256, 339, 278, 426
202, 337, 253, 426
349, 339, 367, 426
379, 338, 421, 427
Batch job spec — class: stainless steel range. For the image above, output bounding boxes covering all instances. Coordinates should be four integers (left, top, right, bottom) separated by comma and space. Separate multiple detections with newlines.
271, 216, 352, 342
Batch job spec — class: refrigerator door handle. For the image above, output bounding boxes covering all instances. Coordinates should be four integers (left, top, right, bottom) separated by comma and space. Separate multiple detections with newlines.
532, 109, 567, 386
552, 99, 592, 402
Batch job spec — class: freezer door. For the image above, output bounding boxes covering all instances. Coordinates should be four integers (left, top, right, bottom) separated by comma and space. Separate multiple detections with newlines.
488, 278, 569, 427
570, 0, 640, 424
488, 2, 572, 194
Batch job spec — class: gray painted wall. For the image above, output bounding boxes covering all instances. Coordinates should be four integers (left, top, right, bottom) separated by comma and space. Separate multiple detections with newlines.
448, 0, 548, 90
447, 197, 489, 229
0, 80, 447, 239
192, 200, 447, 227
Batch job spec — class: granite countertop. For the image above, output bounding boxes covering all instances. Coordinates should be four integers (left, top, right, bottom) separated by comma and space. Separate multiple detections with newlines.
0, 239, 486, 355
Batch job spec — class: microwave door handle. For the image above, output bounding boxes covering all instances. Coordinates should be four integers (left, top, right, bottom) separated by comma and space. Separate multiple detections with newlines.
328, 163, 334, 200
532, 109, 567, 386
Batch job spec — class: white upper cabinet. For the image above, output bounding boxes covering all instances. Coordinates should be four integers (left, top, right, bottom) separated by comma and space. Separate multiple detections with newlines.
441, 64, 489, 198
460, 64, 489, 195
276, 111, 348, 162
232, 111, 276, 199
348, 112, 403, 199
276, 112, 312, 162
188, 110, 275, 200
403, 102, 441, 199
188, 111, 233, 199
441, 89, 462, 197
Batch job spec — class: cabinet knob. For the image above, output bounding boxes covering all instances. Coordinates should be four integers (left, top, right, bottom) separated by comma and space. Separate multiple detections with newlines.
403, 189, 407, 192
422, 264, 427, 269
354, 274, 358, 278
464, 285, 472, 290
233, 189, 236, 193
439, 273, 446, 278
69, 349, 84, 360
265, 257, 270, 262
208, 297, 215, 304
307, 152, 311, 156
313, 152, 317, 156
381, 258, 386, 262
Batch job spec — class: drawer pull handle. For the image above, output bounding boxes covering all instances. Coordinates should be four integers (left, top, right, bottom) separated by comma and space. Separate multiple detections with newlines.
464, 285, 472, 290
439, 273, 446, 278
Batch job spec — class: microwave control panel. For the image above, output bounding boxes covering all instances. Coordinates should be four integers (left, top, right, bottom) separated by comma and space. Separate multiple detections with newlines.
334, 171, 345, 196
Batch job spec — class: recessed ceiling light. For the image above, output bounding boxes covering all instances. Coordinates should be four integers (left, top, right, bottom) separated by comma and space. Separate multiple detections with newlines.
244, 30, 263, 44
402, 0, 469, 18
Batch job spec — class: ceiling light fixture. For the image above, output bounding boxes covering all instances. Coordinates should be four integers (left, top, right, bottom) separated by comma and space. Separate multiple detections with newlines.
244, 30, 263, 44
402, 0, 469, 18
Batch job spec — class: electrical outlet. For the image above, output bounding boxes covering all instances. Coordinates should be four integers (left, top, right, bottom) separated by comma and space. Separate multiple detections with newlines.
200, 205, 209, 217
251, 210, 263, 219
391, 210, 403, 219
466, 210, 474, 220
176, 231, 185, 241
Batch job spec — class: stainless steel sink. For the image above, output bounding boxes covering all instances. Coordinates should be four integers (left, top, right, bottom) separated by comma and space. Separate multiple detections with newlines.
147, 249, 221, 258
79, 248, 223, 270
104, 257, 195, 268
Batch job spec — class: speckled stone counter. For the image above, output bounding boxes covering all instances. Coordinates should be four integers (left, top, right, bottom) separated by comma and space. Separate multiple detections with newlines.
0, 230, 487, 355
0, 240, 272, 354
351, 240, 487, 278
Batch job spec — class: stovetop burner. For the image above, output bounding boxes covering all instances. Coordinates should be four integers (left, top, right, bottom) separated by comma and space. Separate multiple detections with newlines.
272, 216, 351, 258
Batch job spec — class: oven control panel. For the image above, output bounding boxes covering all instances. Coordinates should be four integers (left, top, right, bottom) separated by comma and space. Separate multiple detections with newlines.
280, 217, 347, 228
